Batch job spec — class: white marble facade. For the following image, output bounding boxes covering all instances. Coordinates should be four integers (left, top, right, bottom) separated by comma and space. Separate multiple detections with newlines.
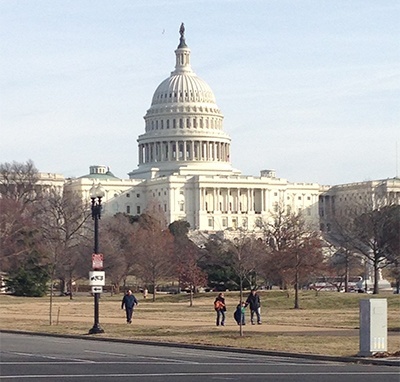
64, 26, 398, 233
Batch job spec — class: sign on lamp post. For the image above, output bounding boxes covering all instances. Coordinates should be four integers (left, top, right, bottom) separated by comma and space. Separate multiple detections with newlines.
92, 253, 104, 270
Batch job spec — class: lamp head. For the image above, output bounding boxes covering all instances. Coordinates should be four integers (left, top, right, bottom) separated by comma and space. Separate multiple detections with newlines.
95, 184, 105, 198
90, 183, 105, 199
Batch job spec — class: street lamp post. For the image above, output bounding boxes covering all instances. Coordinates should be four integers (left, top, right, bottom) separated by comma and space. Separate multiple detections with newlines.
89, 183, 105, 335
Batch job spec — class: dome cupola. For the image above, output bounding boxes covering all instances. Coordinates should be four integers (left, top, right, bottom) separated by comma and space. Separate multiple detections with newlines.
129, 24, 235, 179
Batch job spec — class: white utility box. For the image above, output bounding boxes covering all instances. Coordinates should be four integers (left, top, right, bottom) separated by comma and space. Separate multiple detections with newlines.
359, 298, 387, 356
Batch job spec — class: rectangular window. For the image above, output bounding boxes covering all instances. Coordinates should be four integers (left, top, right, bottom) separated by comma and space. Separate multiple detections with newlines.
136, 194, 140, 198
126, 206, 131, 214
126, 193, 130, 198
208, 218, 213, 227
137, 206, 141, 214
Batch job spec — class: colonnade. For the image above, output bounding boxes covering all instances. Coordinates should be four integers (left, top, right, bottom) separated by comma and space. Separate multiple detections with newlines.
138, 140, 230, 164
200, 187, 318, 215
200, 187, 272, 214
146, 115, 223, 131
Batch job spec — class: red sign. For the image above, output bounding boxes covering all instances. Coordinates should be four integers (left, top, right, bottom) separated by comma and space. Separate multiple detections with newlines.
92, 254, 104, 270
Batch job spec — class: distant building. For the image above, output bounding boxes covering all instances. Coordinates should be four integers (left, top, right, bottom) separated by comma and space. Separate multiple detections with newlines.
319, 177, 400, 232
86, 27, 320, 230
62, 26, 398, 233
65, 165, 138, 213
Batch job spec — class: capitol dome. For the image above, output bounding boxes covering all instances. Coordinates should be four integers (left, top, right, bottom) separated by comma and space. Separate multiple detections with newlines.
129, 24, 235, 180
151, 73, 217, 106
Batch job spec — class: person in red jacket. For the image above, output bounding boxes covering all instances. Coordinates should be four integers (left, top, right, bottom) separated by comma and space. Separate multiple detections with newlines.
214, 292, 226, 326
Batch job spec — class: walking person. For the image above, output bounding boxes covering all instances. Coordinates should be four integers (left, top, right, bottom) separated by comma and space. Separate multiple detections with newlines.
245, 289, 262, 325
214, 292, 226, 326
121, 290, 138, 324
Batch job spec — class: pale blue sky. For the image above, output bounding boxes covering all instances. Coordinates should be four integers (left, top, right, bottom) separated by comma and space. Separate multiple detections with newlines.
1, 0, 399, 185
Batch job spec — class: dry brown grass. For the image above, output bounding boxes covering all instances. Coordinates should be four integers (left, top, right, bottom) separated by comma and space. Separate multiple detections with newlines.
1, 290, 399, 357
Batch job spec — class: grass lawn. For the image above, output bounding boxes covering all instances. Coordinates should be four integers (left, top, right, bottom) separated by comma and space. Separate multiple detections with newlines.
1, 290, 399, 357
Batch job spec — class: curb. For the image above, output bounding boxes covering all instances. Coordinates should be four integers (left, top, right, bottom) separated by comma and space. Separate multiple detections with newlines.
1, 329, 399, 367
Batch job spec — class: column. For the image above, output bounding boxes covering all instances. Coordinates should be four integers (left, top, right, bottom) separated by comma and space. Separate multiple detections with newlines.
138, 144, 142, 164
161, 142, 165, 162
261, 189, 265, 212
213, 188, 217, 211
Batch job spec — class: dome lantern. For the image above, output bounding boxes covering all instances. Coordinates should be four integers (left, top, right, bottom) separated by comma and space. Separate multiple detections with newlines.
173, 22, 192, 75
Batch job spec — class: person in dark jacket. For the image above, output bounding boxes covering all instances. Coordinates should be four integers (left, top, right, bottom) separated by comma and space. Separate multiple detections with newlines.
121, 290, 138, 323
245, 289, 261, 324
214, 292, 226, 326
234, 301, 246, 325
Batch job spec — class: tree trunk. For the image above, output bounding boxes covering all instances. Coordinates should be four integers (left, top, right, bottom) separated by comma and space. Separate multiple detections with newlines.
189, 287, 193, 307
69, 275, 73, 300
239, 277, 243, 337
294, 269, 299, 309
373, 260, 379, 294
152, 281, 156, 302
60, 278, 66, 295
344, 254, 349, 293
49, 278, 53, 326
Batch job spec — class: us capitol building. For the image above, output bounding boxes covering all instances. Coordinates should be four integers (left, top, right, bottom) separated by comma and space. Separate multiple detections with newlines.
63, 25, 399, 233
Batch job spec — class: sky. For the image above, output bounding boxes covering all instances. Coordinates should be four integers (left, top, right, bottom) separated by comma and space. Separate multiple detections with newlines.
1, 0, 399, 186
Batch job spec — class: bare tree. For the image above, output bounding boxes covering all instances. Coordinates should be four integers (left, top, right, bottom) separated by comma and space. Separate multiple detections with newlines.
225, 231, 264, 335
134, 213, 175, 301
330, 201, 399, 294
168, 220, 207, 306
0, 160, 39, 205
262, 208, 324, 309
176, 242, 207, 306
100, 214, 138, 294
0, 198, 39, 271
37, 189, 91, 324
0, 161, 42, 272
322, 249, 364, 292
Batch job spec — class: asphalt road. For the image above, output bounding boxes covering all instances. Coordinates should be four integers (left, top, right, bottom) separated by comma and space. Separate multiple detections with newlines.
0, 332, 398, 381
